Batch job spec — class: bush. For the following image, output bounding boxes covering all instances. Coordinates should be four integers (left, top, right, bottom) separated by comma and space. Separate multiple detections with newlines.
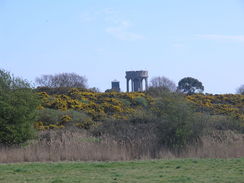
0, 69, 39, 145
134, 96, 148, 107
93, 91, 204, 151
151, 91, 204, 149
36, 108, 94, 129
186, 94, 244, 120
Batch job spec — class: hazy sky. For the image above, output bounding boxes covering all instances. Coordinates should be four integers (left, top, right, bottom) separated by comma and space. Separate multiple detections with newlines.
1, 0, 244, 93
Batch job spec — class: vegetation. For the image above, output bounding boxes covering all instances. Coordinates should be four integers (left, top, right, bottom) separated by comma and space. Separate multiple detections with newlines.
1, 129, 243, 163
35, 88, 205, 149
177, 77, 204, 94
0, 69, 39, 145
150, 76, 176, 92
35, 73, 87, 88
237, 84, 244, 94
0, 158, 243, 183
35, 88, 152, 129
0, 69, 244, 162
187, 94, 244, 119
34, 88, 244, 151
152, 92, 204, 149
94, 92, 204, 151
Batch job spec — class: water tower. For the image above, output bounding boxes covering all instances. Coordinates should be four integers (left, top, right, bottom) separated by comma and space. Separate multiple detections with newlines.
125, 70, 148, 92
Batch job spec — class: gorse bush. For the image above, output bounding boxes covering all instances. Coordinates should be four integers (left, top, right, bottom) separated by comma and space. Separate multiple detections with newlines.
36, 87, 244, 127
36, 109, 93, 130
0, 69, 39, 145
187, 94, 244, 120
35, 86, 91, 95
37, 89, 152, 122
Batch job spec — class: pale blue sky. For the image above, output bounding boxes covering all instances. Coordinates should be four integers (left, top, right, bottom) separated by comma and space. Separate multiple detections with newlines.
1, 0, 244, 93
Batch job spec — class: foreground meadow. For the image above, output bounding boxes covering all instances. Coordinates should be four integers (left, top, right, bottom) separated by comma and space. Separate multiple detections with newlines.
0, 158, 243, 183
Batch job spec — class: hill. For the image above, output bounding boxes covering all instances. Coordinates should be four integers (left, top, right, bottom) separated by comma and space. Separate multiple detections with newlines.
35, 88, 244, 131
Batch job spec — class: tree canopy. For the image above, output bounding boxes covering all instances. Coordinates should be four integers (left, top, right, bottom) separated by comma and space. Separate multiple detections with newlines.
177, 77, 204, 94
0, 69, 39, 145
36, 73, 87, 89
150, 76, 176, 92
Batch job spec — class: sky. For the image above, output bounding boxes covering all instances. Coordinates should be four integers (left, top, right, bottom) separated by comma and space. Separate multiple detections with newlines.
0, 0, 244, 94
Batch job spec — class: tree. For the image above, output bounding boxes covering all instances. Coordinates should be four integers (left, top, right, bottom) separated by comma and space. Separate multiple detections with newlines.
177, 77, 204, 95
152, 92, 203, 149
237, 85, 244, 94
0, 69, 39, 145
150, 76, 176, 92
36, 73, 87, 88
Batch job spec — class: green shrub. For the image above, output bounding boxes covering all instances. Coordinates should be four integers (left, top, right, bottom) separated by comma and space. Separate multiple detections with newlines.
134, 96, 148, 107
0, 69, 39, 145
36, 108, 94, 129
37, 109, 63, 125
151, 91, 204, 149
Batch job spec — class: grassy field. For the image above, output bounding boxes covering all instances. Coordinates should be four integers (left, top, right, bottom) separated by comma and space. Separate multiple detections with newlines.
0, 158, 243, 183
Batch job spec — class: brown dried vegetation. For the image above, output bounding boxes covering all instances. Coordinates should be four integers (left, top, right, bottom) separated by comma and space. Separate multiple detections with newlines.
0, 129, 243, 163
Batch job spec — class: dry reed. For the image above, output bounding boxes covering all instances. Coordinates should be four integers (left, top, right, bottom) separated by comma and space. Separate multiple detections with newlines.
0, 129, 243, 163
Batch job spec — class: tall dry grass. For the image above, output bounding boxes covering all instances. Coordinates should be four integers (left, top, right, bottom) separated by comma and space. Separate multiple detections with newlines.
0, 129, 243, 163
182, 130, 244, 158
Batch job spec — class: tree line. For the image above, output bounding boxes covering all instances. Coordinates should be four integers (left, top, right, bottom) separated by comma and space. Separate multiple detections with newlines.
36, 72, 243, 95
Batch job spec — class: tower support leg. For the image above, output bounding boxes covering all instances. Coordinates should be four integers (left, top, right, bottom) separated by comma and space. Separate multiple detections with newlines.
126, 79, 129, 92
145, 78, 148, 91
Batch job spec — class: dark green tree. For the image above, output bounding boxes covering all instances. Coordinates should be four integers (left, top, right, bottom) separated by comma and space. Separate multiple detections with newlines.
177, 77, 204, 94
151, 91, 203, 150
0, 69, 39, 145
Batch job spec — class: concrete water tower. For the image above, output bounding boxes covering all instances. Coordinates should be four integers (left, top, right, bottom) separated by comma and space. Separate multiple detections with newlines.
125, 70, 148, 92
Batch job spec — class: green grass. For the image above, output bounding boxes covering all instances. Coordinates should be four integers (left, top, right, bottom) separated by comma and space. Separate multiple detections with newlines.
0, 158, 243, 183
